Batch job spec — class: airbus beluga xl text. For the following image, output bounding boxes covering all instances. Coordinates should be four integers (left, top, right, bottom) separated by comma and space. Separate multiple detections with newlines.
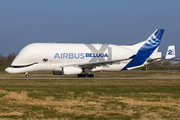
5, 29, 175, 77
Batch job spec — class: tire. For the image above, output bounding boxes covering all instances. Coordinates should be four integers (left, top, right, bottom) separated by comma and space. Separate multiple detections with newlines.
25, 75, 29, 78
77, 74, 82, 77
89, 74, 94, 77
83, 74, 88, 77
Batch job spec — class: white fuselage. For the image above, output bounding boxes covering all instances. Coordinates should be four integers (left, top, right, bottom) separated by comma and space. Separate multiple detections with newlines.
5, 29, 168, 75
6, 43, 136, 74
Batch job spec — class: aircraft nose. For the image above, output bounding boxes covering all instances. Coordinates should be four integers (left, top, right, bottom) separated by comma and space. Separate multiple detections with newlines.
5, 67, 13, 73
5, 67, 9, 73
5, 67, 25, 74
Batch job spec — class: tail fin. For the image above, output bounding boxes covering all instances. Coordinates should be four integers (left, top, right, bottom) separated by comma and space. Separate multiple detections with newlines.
165, 45, 175, 59
140, 29, 164, 51
122, 29, 164, 70
133, 29, 164, 51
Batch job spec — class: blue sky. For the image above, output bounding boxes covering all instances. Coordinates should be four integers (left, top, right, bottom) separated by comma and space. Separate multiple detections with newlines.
0, 0, 179, 56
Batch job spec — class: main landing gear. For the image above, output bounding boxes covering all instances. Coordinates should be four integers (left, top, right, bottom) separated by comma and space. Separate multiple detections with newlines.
78, 68, 94, 78
25, 72, 29, 78
77, 74, 94, 78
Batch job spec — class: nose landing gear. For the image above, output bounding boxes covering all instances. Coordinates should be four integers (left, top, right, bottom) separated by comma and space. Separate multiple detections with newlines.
25, 72, 29, 78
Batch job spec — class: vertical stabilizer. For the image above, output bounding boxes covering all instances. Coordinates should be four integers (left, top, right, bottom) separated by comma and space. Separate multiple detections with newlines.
122, 29, 164, 70
165, 46, 175, 59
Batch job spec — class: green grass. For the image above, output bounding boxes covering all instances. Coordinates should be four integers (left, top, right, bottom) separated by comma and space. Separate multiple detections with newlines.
0, 66, 7, 72
0, 79, 180, 119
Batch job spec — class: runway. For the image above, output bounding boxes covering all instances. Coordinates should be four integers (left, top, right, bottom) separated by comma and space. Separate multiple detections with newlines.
1, 77, 180, 79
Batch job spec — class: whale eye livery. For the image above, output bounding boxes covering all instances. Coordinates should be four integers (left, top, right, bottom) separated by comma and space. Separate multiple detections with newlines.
43, 58, 48, 62
5, 29, 175, 78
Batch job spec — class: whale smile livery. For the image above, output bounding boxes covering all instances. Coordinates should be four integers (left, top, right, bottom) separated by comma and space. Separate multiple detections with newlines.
5, 29, 175, 77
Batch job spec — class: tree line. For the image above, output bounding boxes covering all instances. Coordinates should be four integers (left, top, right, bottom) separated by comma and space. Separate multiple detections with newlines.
147, 60, 180, 67
0, 53, 179, 67
0, 53, 17, 66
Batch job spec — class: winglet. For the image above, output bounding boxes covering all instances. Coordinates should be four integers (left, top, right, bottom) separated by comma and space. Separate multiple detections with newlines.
165, 45, 175, 59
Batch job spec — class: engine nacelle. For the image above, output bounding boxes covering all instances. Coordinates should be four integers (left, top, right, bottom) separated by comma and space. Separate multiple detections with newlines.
63, 66, 82, 75
53, 71, 63, 75
53, 66, 82, 75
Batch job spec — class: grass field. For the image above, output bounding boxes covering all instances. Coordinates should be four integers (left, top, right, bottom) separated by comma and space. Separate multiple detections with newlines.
0, 66, 7, 72
1, 70, 180, 119
0, 77, 180, 119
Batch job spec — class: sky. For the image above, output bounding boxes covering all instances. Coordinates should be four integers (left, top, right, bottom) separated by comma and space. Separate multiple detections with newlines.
0, 0, 180, 56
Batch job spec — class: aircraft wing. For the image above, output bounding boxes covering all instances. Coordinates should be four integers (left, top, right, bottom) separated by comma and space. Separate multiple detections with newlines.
75, 58, 131, 68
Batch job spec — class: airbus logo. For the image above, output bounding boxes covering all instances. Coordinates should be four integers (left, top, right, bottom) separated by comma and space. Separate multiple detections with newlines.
54, 53, 108, 59
54, 44, 111, 60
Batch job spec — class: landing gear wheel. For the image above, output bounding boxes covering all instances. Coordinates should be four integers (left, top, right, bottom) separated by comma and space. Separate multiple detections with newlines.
78, 73, 94, 78
77, 74, 83, 77
89, 74, 94, 77
83, 74, 88, 77
25, 75, 29, 78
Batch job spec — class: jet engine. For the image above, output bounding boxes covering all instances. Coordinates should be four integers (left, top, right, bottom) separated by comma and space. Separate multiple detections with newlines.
53, 66, 82, 75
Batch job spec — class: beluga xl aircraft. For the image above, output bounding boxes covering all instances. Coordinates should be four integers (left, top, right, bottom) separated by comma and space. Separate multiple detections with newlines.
5, 29, 175, 78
